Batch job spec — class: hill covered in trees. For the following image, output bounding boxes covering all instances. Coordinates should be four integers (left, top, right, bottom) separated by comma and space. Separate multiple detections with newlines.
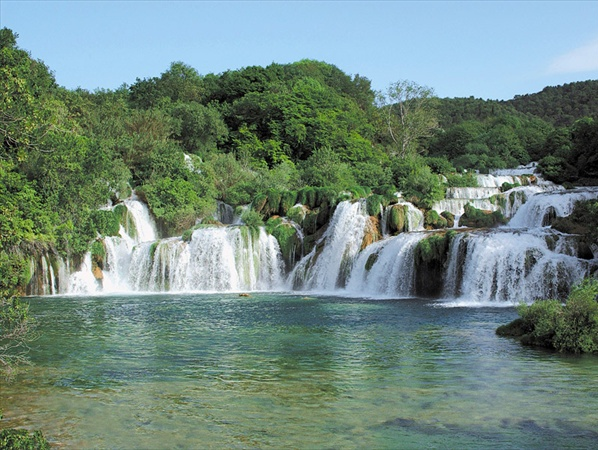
505, 80, 598, 127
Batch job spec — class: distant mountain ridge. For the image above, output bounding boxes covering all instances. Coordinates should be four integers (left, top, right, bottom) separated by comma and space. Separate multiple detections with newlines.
437, 80, 598, 129
505, 80, 598, 127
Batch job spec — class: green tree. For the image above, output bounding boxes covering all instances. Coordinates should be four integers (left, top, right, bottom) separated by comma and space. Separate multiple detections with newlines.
377, 80, 439, 158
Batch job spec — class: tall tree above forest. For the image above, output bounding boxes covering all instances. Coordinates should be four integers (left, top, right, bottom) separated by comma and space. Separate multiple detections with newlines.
377, 80, 439, 158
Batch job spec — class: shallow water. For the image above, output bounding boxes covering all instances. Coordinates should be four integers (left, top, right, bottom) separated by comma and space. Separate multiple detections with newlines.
2, 293, 597, 448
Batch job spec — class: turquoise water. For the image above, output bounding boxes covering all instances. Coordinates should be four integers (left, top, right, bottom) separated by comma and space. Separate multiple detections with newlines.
2, 293, 597, 448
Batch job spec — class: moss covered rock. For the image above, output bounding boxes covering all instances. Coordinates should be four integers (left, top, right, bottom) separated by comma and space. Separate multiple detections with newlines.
459, 203, 506, 228
0, 428, 50, 450
388, 204, 408, 234
424, 210, 448, 230
441, 211, 455, 228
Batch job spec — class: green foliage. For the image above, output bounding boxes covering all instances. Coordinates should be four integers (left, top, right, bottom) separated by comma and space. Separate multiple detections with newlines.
424, 210, 448, 229
0, 428, 50, 450
391, 156, 445, 208
139, 177, 214, 236
240, 210, 264, 228
551, 200, 598, 245
444, 172, 478, 187
1, 278, 33, 376
265, 217, 300, 269
506, 80, 598, 127
553, 279, 598, 353
377, 80, 439, 157
460, 203, 506, 228
414, 231, 454, 265
425, 156, 455, 175
298, 146, 355, 190
500, 278, 598, 354
366, 194, 383, 217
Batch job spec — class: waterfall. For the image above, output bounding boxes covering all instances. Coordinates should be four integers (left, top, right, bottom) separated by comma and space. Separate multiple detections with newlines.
507, 187, 598, 228
67, 196, 159, 293
442, 229, 591, 304
129, 226, 284, 292
122, 196, 158, 243
344, 233, 425, 297
214, 201, 235, 224
289, 200, 369, 291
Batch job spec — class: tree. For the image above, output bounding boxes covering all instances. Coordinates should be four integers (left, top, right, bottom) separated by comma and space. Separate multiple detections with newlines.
377, 80, 439, 158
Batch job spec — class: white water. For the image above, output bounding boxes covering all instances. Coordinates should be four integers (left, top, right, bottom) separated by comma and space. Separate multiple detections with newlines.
442, 229, 590, 303
129, 227, 283, 292
432, 172, 562, 224
288, 200, 369, 291
508, 187, 598, 229
344, 233, 425, 297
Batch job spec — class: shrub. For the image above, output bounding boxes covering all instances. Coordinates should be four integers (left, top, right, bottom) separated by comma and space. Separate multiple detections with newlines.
240, 210, 264, 228
497, 278, 598, 354
366, 194, 383, 217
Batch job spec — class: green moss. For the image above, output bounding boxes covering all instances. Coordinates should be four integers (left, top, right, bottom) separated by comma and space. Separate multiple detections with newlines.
265, 189, 282, 216
365, 253, 379, 271
388, 204, 408, 234
366, 194, 383, 217
279, 190, 297, 216
305, 187, 317, 209
441, 211, 455, 228
460, 203, 506, 228
267, 219, 299, 268
252, 193, 268, 214
241, 210, 264, 228
414, 232, 454, 265
424, 210, 448, 230
287, 205, 306, 224
181, 229, 193, 243
500, 181, 521, 192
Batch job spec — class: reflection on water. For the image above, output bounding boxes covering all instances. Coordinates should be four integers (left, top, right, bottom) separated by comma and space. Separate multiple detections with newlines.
1, 293, 597, 448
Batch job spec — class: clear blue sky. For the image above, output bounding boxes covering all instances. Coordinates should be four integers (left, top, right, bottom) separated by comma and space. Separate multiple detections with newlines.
2, 1, 598, 100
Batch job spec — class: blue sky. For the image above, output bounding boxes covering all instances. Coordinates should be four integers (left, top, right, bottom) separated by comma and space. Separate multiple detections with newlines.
2, 1, 598, 100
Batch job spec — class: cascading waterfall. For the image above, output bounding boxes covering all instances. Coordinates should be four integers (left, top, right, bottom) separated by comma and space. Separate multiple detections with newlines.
289, 200, 369, 291
35, 163, 597, 304
344, 233, 425, 297
432, 172, 562, 225
68, 196, 159, 293
442, 229, 591, 303
508, 187, 598, 228
129, 226, 284, 292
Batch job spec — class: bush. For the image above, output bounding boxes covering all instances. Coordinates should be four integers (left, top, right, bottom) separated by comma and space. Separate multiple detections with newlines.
498, 278, 598, 353
424, 210, 448, 229
240, 210, 264, 228
460, 203, 506, 228
366, 194, 383, 217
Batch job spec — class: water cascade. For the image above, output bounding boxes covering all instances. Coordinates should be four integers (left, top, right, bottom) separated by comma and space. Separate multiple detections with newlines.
442, 229, 592, 303
344, 232, 426, 297
32, 164, 598, 304
129, 226, 283, 292
508, 187, 598, 228
288, 200, 370, 291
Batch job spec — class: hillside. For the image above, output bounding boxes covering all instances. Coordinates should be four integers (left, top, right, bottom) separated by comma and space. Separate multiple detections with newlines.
505, 80, 598, 127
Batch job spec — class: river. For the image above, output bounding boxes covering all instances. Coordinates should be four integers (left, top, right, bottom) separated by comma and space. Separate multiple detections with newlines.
2, 292, 597, 448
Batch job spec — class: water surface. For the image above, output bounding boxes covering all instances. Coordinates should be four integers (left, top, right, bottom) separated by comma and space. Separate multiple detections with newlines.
2, 293, 597, 448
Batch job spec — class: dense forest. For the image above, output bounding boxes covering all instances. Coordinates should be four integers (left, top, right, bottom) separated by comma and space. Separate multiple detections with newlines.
2, 26, 598, 373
